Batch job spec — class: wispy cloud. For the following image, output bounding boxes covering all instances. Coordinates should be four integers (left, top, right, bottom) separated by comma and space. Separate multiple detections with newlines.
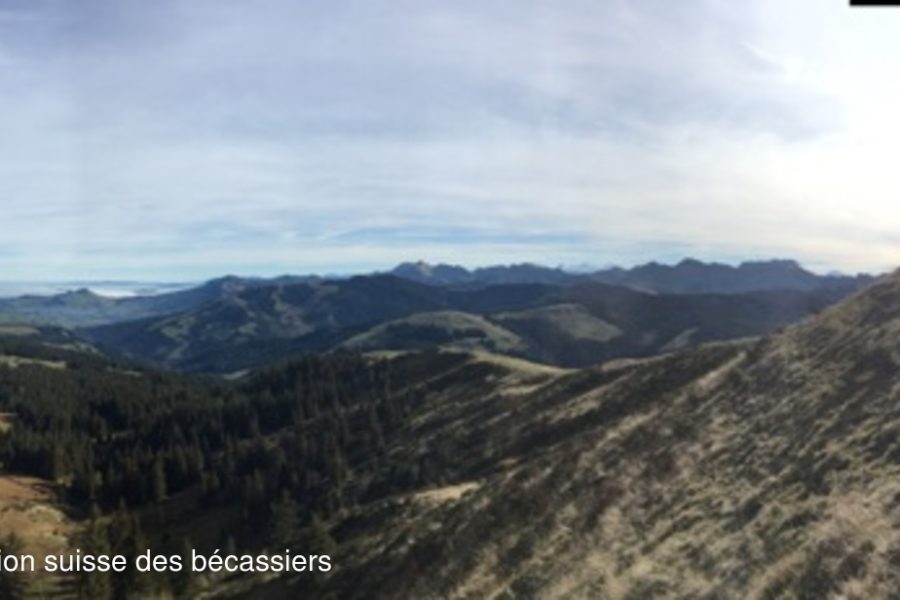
0, 0, 897, 279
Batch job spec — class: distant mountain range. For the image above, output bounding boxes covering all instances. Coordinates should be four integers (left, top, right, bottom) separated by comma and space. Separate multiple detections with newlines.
0, 258, 879, 373
81, 275, 863, 373
0, 274, 320, 328
4, 263, 900, 597
390, 258, 874, 294
0, 280, 198, 299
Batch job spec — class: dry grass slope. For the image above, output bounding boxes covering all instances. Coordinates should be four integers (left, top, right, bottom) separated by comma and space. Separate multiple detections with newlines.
250, 271, 900, 599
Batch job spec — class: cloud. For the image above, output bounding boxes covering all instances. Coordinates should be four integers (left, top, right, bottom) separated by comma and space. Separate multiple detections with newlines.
0, 0, 896, 279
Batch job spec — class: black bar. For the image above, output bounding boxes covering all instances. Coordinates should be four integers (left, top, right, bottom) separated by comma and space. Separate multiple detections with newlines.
851, 0, 900, 5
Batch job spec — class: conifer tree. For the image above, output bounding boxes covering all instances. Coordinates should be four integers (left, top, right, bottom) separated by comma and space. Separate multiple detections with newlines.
269, 491, 301, 550
171, 537, 197, 599
152, 454, 167, 503
123, 515, 155, 596
78, 518, 112, 600
0, 533, 28, 600
307, 513, 337, 557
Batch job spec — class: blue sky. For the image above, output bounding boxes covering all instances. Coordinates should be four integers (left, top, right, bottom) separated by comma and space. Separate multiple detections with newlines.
1, 0, 898, 280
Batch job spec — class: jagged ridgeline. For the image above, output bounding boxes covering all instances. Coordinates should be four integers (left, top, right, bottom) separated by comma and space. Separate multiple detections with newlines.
2, 270, 900, 597
0, 260, 873, 376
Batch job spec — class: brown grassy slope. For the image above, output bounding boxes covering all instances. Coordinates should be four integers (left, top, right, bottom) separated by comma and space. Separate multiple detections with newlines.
0, 475, 74, 596
256, 271, 900, 599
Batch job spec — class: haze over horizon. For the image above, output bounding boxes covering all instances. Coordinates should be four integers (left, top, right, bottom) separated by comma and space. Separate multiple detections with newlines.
2, 0, 899, 280
0, 256, 879, 302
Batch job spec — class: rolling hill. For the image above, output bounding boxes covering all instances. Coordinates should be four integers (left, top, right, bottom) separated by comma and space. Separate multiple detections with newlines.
0, 275, 319, 328
0, 258, 873, 333
247, 267, 900, 598
337, 310, 529, 355
82, 275, 858, 373
3, 270, 900, 597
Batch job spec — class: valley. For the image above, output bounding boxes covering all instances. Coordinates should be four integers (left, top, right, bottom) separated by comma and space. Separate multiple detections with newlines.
3, 259, 858, 374
0, 260, 893, 598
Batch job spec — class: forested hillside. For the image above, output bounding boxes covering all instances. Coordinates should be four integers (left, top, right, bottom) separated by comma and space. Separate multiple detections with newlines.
0, 334, 449, 597
82, 276, 855, 373
4, 269, 900, 597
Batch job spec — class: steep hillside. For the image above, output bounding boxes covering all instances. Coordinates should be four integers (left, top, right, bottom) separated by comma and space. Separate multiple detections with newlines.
5, 271, 900, 597
245, 270, 900, 599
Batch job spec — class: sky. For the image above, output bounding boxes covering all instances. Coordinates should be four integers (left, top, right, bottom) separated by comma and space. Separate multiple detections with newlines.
1, 0, 899, 280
